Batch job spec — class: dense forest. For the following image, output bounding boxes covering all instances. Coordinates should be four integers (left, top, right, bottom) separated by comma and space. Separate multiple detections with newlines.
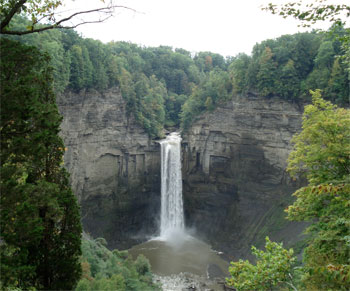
5, 17, 349, 137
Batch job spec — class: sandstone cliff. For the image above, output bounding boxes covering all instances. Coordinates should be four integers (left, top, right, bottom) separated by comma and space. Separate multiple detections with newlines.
182, 94, 306, 258
57, 88, 161, 249
58, 88, 306, 257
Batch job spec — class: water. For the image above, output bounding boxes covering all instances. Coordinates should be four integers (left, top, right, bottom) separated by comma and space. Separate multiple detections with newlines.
159, 132, 184, 239
129, 235, 229, 278
129, 132, 229, 290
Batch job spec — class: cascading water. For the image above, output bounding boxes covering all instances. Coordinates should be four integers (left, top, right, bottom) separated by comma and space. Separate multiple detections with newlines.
159, 132, 185, 239
129, 132, 229, 288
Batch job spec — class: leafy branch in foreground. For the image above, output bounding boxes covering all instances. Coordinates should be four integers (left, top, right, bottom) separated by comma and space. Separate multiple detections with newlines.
0, 0, 136, 35
262, 1, 350, 27
226, 237, 297, 291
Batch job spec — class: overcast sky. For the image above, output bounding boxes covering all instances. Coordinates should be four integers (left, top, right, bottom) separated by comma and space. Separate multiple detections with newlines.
61, 0, 344, 57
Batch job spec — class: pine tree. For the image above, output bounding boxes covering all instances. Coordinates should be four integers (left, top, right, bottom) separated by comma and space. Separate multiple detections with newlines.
0, 38, 82, 290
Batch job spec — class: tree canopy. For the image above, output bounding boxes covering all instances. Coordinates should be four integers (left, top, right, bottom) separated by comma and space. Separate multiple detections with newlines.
4, 17, 348, 137
286, 90, 350, 289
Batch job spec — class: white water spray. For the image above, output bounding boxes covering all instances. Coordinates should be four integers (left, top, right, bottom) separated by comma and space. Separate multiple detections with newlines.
159, 132, 185, 240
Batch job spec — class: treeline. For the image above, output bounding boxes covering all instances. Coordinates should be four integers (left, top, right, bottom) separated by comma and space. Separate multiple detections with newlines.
7, 17, 349, 136
229, 29, 349, 104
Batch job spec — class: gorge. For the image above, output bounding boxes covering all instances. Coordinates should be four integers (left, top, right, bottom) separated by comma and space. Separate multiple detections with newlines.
58, 87, 306, 261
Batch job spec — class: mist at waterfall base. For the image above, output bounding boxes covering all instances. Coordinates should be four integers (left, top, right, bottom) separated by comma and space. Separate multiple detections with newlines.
129, 133, 228, 288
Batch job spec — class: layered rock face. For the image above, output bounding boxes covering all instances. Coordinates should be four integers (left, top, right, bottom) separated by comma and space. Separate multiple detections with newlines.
57, 88, 161, 249
58, 88, 306, 257
182, 95, 305, 258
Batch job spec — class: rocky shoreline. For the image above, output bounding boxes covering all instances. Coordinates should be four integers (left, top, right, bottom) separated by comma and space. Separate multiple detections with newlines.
153, 273, 229, 291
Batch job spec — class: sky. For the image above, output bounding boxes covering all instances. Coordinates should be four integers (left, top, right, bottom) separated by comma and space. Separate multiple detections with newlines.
61, 0, 344, 57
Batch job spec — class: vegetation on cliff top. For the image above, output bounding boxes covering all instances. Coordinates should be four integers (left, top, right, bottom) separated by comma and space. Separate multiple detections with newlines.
2, 16, 349, 137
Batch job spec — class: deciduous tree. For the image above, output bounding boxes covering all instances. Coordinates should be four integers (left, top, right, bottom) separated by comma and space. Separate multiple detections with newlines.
286, 90, 350, 289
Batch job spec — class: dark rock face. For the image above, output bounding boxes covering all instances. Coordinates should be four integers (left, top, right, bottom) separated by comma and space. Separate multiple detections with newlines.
58, 88, 306, 257
182, 96, 306, 258
57, 88, 161, 249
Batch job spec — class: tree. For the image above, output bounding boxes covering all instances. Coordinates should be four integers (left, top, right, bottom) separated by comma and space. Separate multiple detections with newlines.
228, 53, 251, 94
226, 237, 296, 291
286, 90, 350, 289
0, 38, 82, 290
257, 46, 278, 97
327, 57, 349, 104
275, 59, 301, 99
0, 0, 134, 35
263, 1, 350, 82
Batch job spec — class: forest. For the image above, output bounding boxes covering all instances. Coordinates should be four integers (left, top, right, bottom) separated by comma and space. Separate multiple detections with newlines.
5, 16, 349, 137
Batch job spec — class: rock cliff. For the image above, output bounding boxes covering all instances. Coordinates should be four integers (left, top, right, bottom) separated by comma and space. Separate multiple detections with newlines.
57, 88, 161, 249
182, 95, 306, 258
58, 89, 306, 257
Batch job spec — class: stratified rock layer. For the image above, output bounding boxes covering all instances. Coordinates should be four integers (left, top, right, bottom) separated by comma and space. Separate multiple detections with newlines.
182, 95, 306, 258
57, 88, 160, 249
58, 89, 306, 257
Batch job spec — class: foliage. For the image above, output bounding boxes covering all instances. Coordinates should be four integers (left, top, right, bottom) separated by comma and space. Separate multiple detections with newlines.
180, 68, 232, 130
0, 0, 129, 35
229, 31, 349, 104
226, 237, 296, 290
4, 16, 349, 136
0, 38, 82, 290
76, 237, 160, 291
263, 1, 350, 99
263, 1, 350, 28
286, 90, 350, 290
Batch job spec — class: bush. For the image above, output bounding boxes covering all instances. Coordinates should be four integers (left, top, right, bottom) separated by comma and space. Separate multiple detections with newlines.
135, 254, 151, 276
226, 237, 296, 290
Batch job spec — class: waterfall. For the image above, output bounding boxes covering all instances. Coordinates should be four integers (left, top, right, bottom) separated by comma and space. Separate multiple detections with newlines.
159, 132, 185, 239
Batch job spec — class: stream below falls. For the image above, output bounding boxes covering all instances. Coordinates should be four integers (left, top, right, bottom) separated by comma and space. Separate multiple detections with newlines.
129, 233, 229, 290
129, 133, 229, 290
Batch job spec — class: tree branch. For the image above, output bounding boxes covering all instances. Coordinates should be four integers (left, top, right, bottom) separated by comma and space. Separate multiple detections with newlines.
0, 0, 28, 31
1, 4, 136, 35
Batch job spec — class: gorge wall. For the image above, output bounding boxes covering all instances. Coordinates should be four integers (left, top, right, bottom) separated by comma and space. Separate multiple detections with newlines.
57, 88, 161, 249
58, 88, 306, 257
182, 94, 306, 258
